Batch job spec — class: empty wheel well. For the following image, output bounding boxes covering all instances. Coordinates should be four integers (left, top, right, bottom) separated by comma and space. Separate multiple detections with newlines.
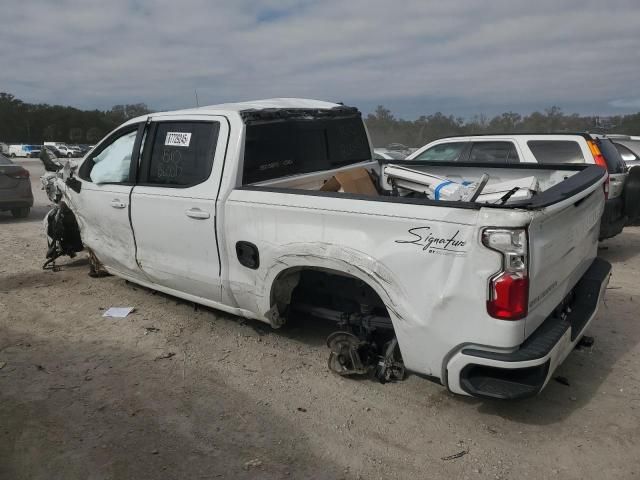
269, 267, 393, 329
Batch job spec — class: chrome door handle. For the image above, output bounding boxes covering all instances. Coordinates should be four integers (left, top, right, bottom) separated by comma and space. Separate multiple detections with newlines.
110, 199, 126, 209
185, 208, 210, 219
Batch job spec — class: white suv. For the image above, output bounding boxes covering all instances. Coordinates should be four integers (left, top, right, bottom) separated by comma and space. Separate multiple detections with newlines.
407, 134, 636, 239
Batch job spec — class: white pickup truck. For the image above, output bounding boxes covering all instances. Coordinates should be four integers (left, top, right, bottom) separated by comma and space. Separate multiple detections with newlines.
43, 98, 612, 400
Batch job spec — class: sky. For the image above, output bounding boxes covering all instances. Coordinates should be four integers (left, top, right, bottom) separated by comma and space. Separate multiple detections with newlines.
1, 0, 640, 119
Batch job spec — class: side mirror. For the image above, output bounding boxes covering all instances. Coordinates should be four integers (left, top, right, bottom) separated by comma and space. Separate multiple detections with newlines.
66, 176, 82, 194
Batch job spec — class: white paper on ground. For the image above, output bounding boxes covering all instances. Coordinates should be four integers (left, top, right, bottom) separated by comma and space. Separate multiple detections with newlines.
103, 307, 135, 318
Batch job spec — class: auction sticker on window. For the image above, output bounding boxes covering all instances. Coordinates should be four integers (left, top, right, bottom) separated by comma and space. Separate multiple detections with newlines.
165, 132, 192, 147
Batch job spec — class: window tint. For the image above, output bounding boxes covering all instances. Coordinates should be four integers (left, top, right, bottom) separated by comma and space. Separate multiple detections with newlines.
414, 142, 466, 162
615, 143, 639, 162
89, 130, 137, 184
527, 140, 584, 164
243, 115, 371, 184
147, 122, 219, 187
469, 142, 519, 163
0, 154, 12, 165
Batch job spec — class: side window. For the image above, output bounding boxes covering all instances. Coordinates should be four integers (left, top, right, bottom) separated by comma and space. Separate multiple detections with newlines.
468, 141, 519, 163
80, 129, 138, 184
414, 142, 466, 161
527, 140, 584, 164
615, 143, 639, 162
145, 122, 219, 187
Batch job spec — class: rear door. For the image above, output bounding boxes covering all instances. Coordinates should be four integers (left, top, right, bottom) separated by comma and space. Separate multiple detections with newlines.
130, 117, 228, 302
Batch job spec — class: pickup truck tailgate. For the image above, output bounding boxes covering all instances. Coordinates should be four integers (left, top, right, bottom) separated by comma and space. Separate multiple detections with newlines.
525, 182, 605, 337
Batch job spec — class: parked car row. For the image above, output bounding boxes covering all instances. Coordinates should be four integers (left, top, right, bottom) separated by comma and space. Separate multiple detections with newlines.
7, 144, 42, 158
44, 142, 93, 158
40, 98, 632, 399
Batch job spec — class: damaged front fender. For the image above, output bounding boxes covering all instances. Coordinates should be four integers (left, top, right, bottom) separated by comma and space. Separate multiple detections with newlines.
43, 202, 84, 269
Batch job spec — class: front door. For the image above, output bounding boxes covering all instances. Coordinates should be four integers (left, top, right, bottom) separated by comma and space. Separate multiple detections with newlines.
130, 118, 226, 302
74, 124, 145, 278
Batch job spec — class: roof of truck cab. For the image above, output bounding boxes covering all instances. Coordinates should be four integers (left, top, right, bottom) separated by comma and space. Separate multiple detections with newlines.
153, 98, 342, 117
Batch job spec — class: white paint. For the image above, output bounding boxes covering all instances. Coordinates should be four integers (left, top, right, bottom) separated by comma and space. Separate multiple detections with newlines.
47, 98, 610, 398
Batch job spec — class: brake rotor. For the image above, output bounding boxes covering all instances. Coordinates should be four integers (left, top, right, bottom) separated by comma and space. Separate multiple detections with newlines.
326, 331, 369, 376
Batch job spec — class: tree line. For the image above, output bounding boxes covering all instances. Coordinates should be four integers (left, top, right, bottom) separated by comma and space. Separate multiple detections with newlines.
2, 92, 640, 147
366, 105, 640, 147
0, 92, 152, 145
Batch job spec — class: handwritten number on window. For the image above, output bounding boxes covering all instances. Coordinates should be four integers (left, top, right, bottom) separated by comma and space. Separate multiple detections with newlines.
156, 149, 183, 179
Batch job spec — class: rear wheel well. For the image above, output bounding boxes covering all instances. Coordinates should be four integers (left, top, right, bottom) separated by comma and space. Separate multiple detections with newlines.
270, 267, 393, 329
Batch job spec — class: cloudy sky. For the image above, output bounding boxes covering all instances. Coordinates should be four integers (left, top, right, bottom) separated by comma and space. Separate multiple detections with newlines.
1, 0, 639, 118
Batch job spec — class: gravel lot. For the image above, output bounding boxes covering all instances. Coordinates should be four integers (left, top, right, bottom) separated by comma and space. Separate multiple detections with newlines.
1, 160, 639, 479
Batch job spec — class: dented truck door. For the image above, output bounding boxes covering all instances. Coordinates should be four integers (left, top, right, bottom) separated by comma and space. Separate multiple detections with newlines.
74, 123, 146, 278
129, 117, 227, 302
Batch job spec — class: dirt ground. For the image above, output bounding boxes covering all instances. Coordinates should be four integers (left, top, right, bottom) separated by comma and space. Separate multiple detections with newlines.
1, 160, 639, 480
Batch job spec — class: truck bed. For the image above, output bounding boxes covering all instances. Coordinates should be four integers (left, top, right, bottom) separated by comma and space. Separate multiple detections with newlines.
247, 159, 605, 210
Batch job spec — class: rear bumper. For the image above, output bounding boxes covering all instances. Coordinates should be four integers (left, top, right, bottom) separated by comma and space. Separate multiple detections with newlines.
0, 198, 34, 210
599, 197, 625, 240
446, 257, 611, 400
0, 188, 34, 210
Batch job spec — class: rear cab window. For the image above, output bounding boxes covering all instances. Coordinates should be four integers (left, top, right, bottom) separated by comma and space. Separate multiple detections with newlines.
527, 140, 585, 164
241, 109, 371, 184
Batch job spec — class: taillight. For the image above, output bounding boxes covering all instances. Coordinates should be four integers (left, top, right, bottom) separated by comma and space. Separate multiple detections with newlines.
482, 228, 528, 320
7, 168, 29, 179
587, 140, 609, 199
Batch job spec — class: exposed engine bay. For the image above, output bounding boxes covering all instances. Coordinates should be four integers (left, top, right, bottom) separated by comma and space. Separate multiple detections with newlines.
41, 171, 84, 271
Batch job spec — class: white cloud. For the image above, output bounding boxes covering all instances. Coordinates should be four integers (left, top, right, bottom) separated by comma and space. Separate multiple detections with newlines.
1, 0, 639, 116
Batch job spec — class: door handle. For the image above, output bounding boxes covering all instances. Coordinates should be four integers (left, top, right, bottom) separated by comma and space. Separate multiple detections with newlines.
185, 208, 210, 219
110, 199, 127, 209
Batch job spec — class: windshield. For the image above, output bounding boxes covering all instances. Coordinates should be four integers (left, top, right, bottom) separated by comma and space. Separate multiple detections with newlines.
0, 153, 13, 165
243, 114, 371, 184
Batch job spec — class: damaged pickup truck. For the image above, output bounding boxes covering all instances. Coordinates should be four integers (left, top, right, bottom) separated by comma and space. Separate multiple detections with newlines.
42, 98, 612, 399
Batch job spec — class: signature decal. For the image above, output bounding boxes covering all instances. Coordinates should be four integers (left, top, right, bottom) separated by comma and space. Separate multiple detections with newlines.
395, 226, 467, 256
